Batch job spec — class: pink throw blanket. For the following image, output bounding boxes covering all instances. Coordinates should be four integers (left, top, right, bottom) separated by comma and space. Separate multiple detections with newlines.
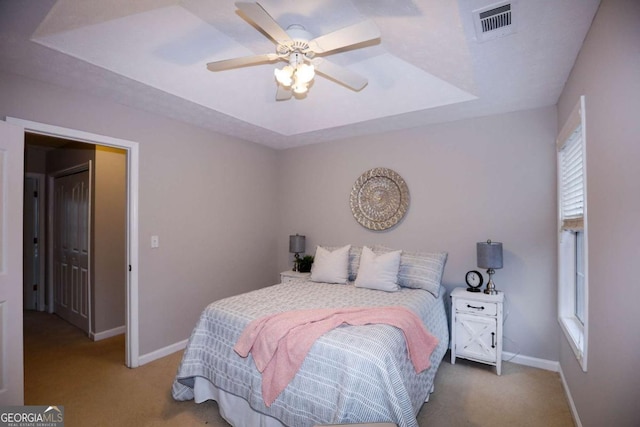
234, 306, 439, 406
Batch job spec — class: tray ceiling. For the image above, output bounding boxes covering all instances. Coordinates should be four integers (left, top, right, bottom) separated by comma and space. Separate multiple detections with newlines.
0, 0, 600, 149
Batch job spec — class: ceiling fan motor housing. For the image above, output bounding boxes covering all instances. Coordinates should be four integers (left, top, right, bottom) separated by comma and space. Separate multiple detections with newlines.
280, 25, 314, 58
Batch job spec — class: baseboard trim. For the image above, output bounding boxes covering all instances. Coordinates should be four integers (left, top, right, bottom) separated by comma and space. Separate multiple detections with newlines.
448, 343, 560, 372
138, 339, 188, 366
558, 365, 583, 427
91, 325, 125, 341
502, 351, 560, 372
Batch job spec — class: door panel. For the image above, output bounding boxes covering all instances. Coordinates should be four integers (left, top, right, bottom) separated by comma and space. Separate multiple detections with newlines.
0, 120, 24, 405
455, 313, 497, 363
53, 170, 90, 334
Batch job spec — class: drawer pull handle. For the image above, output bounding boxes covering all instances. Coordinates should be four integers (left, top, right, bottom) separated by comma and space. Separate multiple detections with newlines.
467, 304, 485, 310
491, 332, 496, 348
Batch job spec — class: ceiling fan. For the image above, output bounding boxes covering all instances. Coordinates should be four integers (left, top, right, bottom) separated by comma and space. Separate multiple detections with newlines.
206, 2, 381, 101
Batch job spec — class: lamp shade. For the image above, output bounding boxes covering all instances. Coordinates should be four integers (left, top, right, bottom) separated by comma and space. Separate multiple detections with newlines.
289, 234, 305, 254
477, 240, 503, 269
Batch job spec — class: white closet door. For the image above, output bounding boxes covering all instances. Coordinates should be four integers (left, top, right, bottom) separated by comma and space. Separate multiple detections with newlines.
53, 169, 91, 334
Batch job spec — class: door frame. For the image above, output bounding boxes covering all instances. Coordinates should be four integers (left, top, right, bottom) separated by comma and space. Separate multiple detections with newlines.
8, 117, 140, 368
24, 172, 46, 312
0, 119, 25, 404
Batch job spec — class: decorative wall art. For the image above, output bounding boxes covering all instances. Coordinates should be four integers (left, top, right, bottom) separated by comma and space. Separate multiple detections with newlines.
349, 167, 410, 231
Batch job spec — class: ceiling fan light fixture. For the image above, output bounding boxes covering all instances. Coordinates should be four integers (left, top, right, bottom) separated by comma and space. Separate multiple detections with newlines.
275, 61, 314, 94
292, 83, 308, 94
274, 66, 293, 87
295, 63, 315, 84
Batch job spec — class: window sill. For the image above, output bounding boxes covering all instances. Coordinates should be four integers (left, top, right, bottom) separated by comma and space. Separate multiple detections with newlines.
559, 315, 587, 371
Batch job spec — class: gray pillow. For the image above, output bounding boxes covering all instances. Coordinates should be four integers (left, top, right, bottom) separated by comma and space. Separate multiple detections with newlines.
373, 245, 447, 297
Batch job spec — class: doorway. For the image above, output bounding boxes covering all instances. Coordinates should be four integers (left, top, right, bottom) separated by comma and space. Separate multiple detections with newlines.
10, 116, 140, 368
24, 136, 123, 338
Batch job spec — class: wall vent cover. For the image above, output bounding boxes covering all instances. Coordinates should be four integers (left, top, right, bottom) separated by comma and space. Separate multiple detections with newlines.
473, 2, 516, 42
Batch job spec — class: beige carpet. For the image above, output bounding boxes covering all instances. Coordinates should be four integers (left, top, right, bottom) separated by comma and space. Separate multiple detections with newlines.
24, 311, 574, 427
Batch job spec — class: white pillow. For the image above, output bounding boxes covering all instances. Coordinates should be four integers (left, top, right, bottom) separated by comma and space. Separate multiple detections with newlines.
310, 245, 351, 284
354, 246, 401, 292
323, 245, 362, 281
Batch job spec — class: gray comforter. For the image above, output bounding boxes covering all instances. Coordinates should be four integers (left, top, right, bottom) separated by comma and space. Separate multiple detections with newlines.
172, 281, 449, 427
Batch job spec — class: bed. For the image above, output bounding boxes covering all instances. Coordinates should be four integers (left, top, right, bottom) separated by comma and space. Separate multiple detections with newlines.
172, 245, 449, 427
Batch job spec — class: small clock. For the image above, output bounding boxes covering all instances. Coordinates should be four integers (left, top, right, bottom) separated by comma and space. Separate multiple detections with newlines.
465, 270, 484, 293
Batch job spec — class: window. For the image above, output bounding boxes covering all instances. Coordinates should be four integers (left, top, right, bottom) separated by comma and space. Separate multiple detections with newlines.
557, 95, 588, 371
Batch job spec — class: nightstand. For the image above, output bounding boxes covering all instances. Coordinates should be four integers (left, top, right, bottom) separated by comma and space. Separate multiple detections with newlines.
450, 287, 504, 375
280, 270, 311, 283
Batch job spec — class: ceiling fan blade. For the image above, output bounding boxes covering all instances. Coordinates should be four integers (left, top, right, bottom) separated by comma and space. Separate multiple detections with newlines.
207, 53, 280, 71
314, 58, 368, 91
308, 20, 380, 54
235, 2, 293, 45
276, 85, 292, 101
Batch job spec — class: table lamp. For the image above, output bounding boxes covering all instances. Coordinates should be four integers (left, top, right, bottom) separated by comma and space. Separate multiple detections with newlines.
477, 239, 503, 295
289, 234, 305, 271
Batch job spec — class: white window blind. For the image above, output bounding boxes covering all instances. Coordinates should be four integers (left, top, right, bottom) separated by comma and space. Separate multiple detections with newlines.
559, 126, 584, 231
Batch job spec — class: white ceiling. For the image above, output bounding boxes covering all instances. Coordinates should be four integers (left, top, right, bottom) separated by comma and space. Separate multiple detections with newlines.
0, 0, 600, 149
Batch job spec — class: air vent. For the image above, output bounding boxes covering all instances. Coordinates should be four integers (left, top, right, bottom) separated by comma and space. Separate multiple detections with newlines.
473, 2, 516, 42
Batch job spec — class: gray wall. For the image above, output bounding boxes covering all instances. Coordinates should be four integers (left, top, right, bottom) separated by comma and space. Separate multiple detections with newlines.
556, 0, 640, 425
1, 70, 280, 355
10, 63, 561, 363
25, 146, 47, 174
277, 106, 559, 361
46, 141, 94, 175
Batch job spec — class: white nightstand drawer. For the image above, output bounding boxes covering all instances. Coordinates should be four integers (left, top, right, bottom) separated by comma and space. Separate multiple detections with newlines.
454, 298, 498, 316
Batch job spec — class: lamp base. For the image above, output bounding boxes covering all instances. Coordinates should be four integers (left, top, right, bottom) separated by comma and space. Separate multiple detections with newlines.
484, 270, 499, 294
292, 252, 301, 272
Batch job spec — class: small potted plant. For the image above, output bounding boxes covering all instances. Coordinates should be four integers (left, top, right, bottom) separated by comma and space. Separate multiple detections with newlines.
297, 255, 314, 273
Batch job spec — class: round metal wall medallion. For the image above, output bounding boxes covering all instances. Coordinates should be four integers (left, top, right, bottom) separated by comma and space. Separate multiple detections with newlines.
350, 168, 410, 231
